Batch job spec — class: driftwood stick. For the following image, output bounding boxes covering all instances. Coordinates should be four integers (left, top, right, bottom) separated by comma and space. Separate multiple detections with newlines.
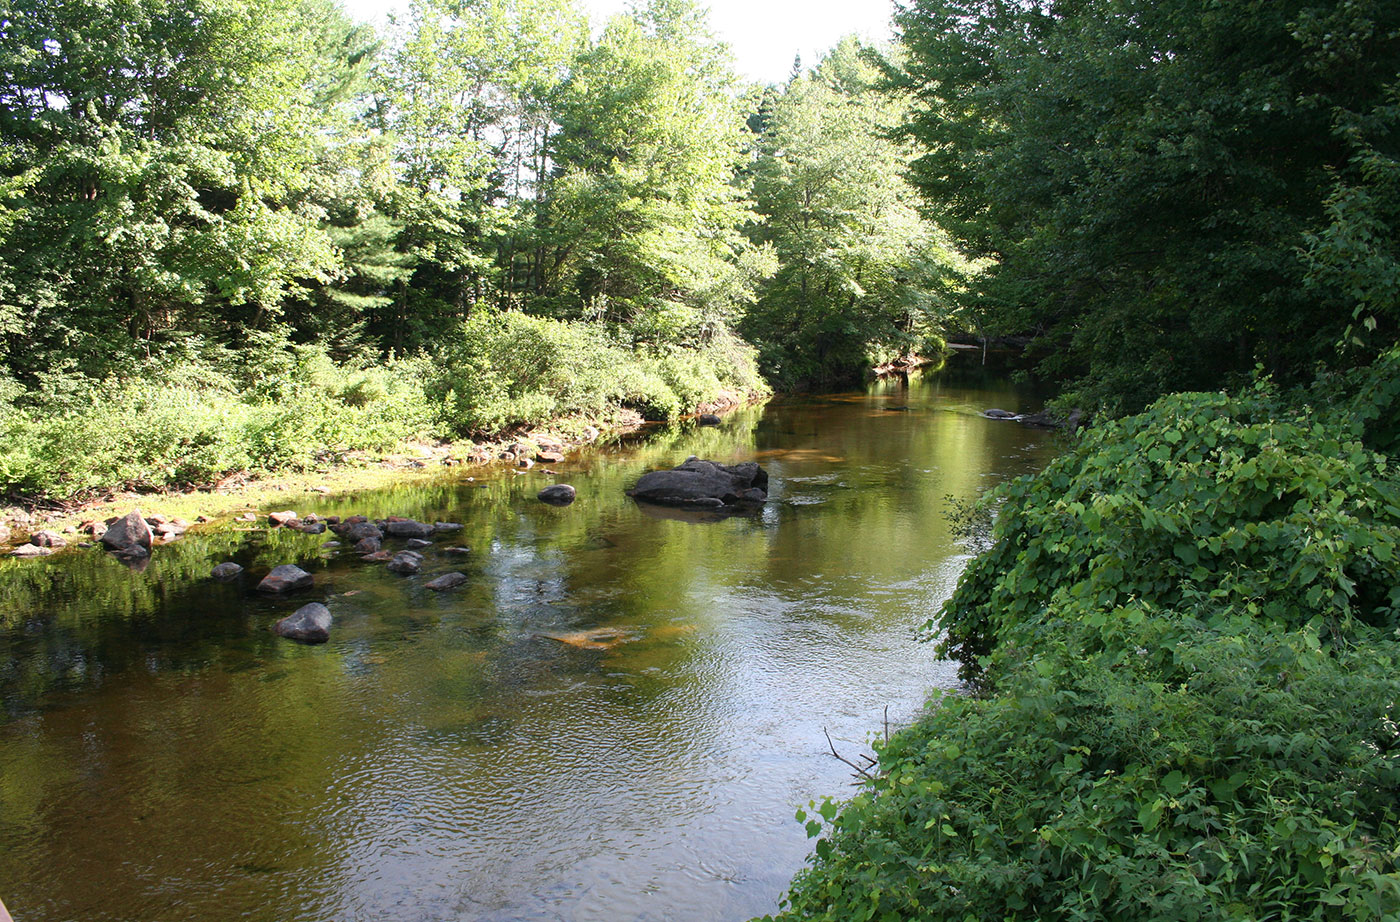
824, 727, 877, 781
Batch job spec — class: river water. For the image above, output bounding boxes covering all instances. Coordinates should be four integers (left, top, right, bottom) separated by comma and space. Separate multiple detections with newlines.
0, 365, 1053, 922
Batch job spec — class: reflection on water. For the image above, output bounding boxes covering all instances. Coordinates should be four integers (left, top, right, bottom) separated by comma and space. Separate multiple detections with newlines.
0, 364, 1054, 922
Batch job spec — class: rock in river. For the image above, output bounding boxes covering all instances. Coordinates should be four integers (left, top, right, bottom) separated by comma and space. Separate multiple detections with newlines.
258, 564, 314, 593
385, 520, 434, 539
275, 603, 333, 644
538, 484, 577, 506
211, 562, 244, 581
627, 458, 768, 508
386, 551, 423, 575
101, 510, 153, 551
425, 572, 467, 591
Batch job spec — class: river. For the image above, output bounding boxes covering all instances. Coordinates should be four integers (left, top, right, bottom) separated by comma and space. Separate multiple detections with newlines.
0, 364, 1054, 922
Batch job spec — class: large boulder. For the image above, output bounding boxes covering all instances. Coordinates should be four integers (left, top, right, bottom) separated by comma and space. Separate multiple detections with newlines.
30, 530, 66, 548
385, 520, 434, 538
627, 458, 769, 508
257, 564, 314, 593
275, 603, 333, 644
101, 510, 153, 551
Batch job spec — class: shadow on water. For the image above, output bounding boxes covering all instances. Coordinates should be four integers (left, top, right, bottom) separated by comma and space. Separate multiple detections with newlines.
0, 360, 1054, 922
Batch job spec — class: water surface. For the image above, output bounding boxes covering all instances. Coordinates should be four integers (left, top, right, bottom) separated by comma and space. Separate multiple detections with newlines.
0, 366, 1053, 921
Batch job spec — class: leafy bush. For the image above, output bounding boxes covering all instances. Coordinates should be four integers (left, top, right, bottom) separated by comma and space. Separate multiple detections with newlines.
427, 311, 767, 435
771, 613, 1400, 922
941, 384, 1400, 686
767, 378, 1400, 922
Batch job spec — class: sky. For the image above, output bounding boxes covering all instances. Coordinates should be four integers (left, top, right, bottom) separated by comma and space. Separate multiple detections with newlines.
340, 0, 898, 85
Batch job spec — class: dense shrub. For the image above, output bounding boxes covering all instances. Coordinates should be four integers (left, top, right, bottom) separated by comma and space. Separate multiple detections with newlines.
771, 613, 1400, 922
427, 311, 767, 436
766, 374, 1400, 922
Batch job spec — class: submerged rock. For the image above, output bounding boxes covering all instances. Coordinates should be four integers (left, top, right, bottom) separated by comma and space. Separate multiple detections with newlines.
354, 536, 382, 554
697, 413, 722, 426
982, 408, 1018, 419
101, 510, 153, 551
627, 458, 769, 508
405, 538, 433, 550
257, 564, 314, 593
275, 603, 332, 644
425, 572, 468, 591
538, 484, 577, 506
211, 562, 244, 581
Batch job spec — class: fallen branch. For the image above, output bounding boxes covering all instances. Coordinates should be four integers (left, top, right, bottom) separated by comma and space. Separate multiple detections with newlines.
824, 727, 878, 782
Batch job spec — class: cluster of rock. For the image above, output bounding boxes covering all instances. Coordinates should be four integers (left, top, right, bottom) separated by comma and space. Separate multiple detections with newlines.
7, 509, 192, 560
208, 512, 483, 645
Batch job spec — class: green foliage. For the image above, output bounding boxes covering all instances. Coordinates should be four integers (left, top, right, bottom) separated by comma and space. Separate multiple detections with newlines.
0, 348, 431, 499
745, 39, 960, 388
893, 0, 1400, 415
767, 376, 1400, 922
940, 383, 1400, 685
426, 310, 766, 436
770, 613, 1400, 922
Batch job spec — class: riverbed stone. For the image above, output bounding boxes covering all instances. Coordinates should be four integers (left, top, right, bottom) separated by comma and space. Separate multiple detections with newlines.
697, 413, 721, 426
982, 408, 1018, 419
627, 458, 769, 508
354, 536, 382, 554
101, 511, 154, 551
268, 510, 299, 527
536, 450, 565, 463
11, 544, 53, 557
425, 572, 468, 591
211, 562, 243, 581
406, 538, 433, 550
343, 522, 383, 541
538, 484, 577, 506
275, 603, 332, 644
386, 551, 423, 575
257, 564, 314, 593
434, 522, 464, 532
0, 523, 10, 544
443, 546, 472, 555
385, 520, 434, 538
300, 522, 327, 535
30, 530, 66, 548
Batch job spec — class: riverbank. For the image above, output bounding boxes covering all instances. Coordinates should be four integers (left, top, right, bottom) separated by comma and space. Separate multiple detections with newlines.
762, 361, 1400, 921
0, 412, 664, 547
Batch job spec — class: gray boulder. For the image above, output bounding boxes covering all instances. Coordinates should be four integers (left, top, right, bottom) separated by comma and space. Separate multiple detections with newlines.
406, 538, 433, 550
30, 530, 66, 548
257, 564, 314, 593
211, 562, 244, 581
538, 484, 577, 506
300, 522, 327, 535
387, 551, 423, 575
101, 510, 153, 551
275, 603, 332, 644
385, 520, 434, 538
425, 572, 468, 591
434, 522, 464, 532
354, 536, 382, 554
11, 544, 53, 557
982, 408, 1018, 419
627, 458, 769, 508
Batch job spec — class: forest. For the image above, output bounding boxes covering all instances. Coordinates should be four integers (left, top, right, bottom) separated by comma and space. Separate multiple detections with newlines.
4, 0, 1400, 918
0, 0, 954, 501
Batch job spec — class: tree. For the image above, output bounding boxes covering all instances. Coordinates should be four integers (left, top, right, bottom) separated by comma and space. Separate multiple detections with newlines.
744, 38, 962, 387
0, 0, 380, 377
543, 0, 770, 346
892, 0, 1400, 415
